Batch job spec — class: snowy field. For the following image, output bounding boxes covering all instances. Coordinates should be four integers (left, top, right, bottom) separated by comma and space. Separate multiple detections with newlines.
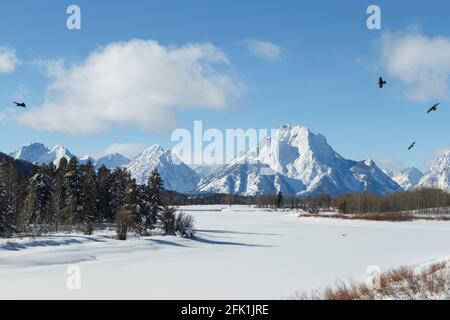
1, 205, 450, 299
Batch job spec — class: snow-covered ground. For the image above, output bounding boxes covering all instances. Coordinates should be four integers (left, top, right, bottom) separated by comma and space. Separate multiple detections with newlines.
1, 205, 450, 299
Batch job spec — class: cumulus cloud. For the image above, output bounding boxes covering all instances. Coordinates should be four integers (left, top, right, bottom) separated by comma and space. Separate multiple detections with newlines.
0, 47, 18, 73
243, 39, 283, 61
104, 143, 147, 158
19, 39, 244, 135
381, 30, 450, 101
377, 156, 400, 172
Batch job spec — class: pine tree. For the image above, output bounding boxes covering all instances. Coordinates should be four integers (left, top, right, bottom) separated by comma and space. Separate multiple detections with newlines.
135, 185, 152, 233
109, 168, 129, 221
53, 159, 68, 228
20, 169, 55, 234
147, 169, 164, 228
62, 157, 82, 225
159, 205, 176, 234
80, 161, 97, 235
96, 165, 113, 222
124, 177, 138, 214
0, 160, 19, 235
276, 191, 284, 209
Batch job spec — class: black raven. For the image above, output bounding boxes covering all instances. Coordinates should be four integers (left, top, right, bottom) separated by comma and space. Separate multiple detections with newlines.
14, 101, 26, 108
426, 103, 439, 114
378, 77, 386, 88
408, 142, 416, 150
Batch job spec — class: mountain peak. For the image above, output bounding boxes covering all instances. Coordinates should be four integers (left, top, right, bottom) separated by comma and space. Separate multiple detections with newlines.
200, 125, 401, 196
416, 150, 450, 192
96, 153, 130, 169
438, 150, 450, 163
126, 145, 199, 192
386, 167, 424, 191
51, 144, 70, 155
12, 143, 50, 163
37, 144, 74, 166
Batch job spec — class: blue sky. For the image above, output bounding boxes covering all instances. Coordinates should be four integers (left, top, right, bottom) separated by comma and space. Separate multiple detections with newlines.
0, 0, 449, 171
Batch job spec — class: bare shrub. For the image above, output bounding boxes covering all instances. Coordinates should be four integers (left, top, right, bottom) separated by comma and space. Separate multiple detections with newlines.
115, 207, 134, 241
294, 262, 450, 300
175, 211, 195, 238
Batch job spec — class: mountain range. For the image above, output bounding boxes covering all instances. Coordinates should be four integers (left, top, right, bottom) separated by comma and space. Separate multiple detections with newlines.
199, 125, 402, 196
11, 143, 131, 169
387, 167, 424, 191
8, 125, 450, 196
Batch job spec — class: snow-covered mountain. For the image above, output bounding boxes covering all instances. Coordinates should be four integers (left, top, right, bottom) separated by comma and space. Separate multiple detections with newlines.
10, 127, 426, 196
199, 125, 402, 196
13, 143, 74, 166
12, 143, 129, 169
37, 145, 75, 166
197, 160, 304, 196
190, 164, 224, 179
349, 160, 404, 195
387, 167, 424, 191
96, 153, 130, 169
416, 151, 450, 192
126, 145, 200, 193
12, 143, 49, 164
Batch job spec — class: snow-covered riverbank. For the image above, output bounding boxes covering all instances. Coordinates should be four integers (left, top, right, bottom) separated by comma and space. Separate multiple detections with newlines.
1, 205, 450, 299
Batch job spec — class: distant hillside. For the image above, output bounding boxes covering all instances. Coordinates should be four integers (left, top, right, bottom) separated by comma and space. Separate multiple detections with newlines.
0, 152, 35, 178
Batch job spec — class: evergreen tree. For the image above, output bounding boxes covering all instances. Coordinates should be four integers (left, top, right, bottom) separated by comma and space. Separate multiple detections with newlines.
124, 177, 138, 215
159, 205, 176, 234
135, 185, 152, 233
21, 169, 55, 233
62, 157, 83, 225
276, 191, 284, 209
109, 168, 129, 220
53, 159, 68, 228
147, 169, 164, 228
0, 161, 18, 235
96, 165, 113, 222
80, 161, 97, 235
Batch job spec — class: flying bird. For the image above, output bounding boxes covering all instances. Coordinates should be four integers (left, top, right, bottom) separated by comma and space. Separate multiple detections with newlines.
14, 101, 26, 108
408, 142, 416, 150
378, 77, 386, 88
426, 103, 440, 114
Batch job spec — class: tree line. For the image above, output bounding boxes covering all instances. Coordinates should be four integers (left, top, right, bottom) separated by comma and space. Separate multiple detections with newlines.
333, 189, 450, 215
0, 156, 194, 239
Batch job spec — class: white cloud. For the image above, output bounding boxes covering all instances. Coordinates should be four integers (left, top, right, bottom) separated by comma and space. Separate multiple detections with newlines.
0, 47, 18, 73
381, 30, 450, 101
104, 143, 147, 159
243, 39, 283, 61
377, 156, 402, 172
19, 39, 244, 135
0, 108, 16, 124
